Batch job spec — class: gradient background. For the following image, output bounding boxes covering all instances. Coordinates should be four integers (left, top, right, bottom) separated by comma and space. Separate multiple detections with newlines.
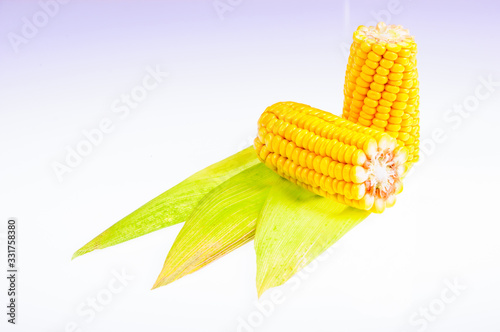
1, 0, 500, 331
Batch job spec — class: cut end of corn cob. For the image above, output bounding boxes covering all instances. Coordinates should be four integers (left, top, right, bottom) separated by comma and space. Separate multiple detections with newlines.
344, 22, 419, 164
254, 102, 408, 213
358, 22, 412, 43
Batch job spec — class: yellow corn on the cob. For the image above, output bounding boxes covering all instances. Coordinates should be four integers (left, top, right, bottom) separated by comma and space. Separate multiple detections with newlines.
254, 102, 408, 213
342, 22, 419, 163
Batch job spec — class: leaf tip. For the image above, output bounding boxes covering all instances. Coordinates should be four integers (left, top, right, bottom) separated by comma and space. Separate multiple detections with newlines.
71, 248, 87, 260
256, 283, 269, 298
151, 276, 162, 290
151, 275, 173, 290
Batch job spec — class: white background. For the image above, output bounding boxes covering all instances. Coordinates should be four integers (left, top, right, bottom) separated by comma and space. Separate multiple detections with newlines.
1, 0, 499, 331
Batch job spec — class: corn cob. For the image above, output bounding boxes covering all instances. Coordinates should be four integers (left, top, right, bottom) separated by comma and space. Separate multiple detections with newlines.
342, 22, 419, 163
254, 102, 408, 213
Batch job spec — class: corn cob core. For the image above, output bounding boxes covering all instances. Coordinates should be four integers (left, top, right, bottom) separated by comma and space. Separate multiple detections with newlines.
254, 102, 408, 213
342, 22, 420, 164
360, 22, 410, 43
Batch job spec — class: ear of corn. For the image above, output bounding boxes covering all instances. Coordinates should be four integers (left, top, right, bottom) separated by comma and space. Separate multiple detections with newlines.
254, 101, 408, 213
342, 22, 419, 163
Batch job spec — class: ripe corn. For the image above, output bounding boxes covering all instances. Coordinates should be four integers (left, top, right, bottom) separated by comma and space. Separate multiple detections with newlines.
254, 102, 409, 213
342, 22, 420, 163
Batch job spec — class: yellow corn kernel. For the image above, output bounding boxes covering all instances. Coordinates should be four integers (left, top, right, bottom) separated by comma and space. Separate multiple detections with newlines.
372, 43, 386, 56
388, 72, 403, 81
386, 43, 401, 53
375, 112, 390, 120
382, 91, 397, 102
388, 79, 403, 86
385, 85, 400, 94
364, 97, 378, 108
362, 105, 377, 115
383, 51, 398, 61
376, 66, 390, 76
367, 51, 382, 62
367, 90, 382, 100
373, 74, 388, 85
372, 118, 388, 128
380, 59, 394, 69
391, 63, 405, 72
370, 82, 385, 92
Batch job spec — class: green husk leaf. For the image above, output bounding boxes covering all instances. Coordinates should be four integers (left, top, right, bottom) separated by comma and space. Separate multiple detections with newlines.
152, 163, 278, 289
73, 147, 259, 259
255, 179, 371, 296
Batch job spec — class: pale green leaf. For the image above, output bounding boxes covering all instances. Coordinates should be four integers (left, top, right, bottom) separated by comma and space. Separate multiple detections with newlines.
73, 147, 259, 259
255, 179, 371, 296
152, 163, 278, 288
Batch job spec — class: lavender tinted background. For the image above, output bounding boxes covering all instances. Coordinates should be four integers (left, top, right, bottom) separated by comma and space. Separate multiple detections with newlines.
1, 1, 499, 331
